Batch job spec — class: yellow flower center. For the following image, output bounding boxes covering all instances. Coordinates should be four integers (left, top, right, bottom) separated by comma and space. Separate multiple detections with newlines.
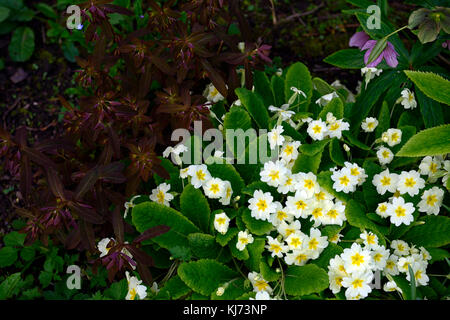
315, 191, 325, 201
395, 206, 406, 217
285, 228, 295, 237
129, 288, 137, 300
269, 243, 282, 253
311, 208, 323, 219
350, 168, 360, 176
256, 199, 268, 211
290, 238, 302, 248
429, 162, 438, 173
380, 176, 391, 186
313, 125, 322, 134
373, 253, 383, 262
397, 244, 404, 252
269, 170, 280, 181
304, 179, 314, 189
285, 178, 293, 186
426, 195, 437, 206
308, 238, 318, 250
196, 170, 206, 181
367, 122, 375, 129
366, 235, 376, 245
210, 183, 220, 194
404, 178, 416, 188
276, 211, 288, 221
339, 176, 350, 186
295, 200, 307, 210
284, 145, 294, 155
216, 217, 226, 225
156, 190, 165, 203
378, 204, 387, 212
239, 237, 249, 245
254, 280, 268, 291
391, 132, 399, 142
351, 253, 365, 266
352, 279, 364, 289
327, 209, 339, 219
382, 150, 390, 158
295, 254, 308, 264
329, 123, 340, 131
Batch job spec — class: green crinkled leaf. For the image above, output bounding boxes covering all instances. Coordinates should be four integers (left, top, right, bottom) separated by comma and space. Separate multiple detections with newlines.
416, 85, 444, 129
229, 236, 249, 261
178, 259, 238, 296
208, 162, 245, 195
404, 71, 450, 105
292, 151, 323, 175
241, 207, 273, 236
180, 184, 211, 232
318, 97, 344, 120
345, 199, 386, 245
188, 233, 221, 259
402, 216, 450, 248
156, 275, 191, 300
235, 88, 269, 129
427, 248, 450, 264
397, 124, 450, 157
244, 238, 266, 272
104, 279, 128, 300
0, 6, 10, 22
3, 231, 26, 247
313, 77, 335, 96
211, 278, 248, 300
254, 70, 275, 107
324, 49, 366, 69
311, 243, 344, 270
132, 202, 200, 250
375, 101, 390, 139
271, 75, 285, 107
216, 227, 239, 247
342, 131, 370, 151
0, 273, 22, 299
329, 138, 346, 166
260, 260, 280, 282
284, 265, 329, 296
300, 139, 331, 156
284, 62, 313, 111
223, 106, 253, 131
8, 26, 34, 62
0, 246, 18, 267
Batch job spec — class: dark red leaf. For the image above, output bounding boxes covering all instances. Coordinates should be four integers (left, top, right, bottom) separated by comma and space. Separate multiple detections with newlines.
133, 225, 170, 244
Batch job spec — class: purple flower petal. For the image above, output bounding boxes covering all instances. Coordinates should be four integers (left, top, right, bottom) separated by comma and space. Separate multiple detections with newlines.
349, 31, 370, 49
383, 42, 399, 68
361, 40, 377, 51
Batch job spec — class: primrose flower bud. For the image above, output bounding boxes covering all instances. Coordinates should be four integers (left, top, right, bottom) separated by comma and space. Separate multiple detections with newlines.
216, 287, 225, 296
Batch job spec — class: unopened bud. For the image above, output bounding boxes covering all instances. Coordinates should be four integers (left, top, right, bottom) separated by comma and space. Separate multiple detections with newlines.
218, 124, 223, 131
276, 268, 281, 273
343, 144, 350, 152
216, 287, 225, 296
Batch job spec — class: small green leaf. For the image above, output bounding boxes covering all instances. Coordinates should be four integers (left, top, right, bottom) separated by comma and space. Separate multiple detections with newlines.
241, 208, 273, 236
3, 231, 26, 247
0, 246, 18, 267
254, 70, 275, 107
318, 97, 344, 120
0, 273, 22, 299
244, 238, 266, 272
216, 227, 239, 247
345, 200, 386, 244
180, 184, 211, 233
403, 216, 450, 248
397, 125, 450, 157
156, 275, 191, 300
8, 26, 35, 62
235, 88, 269, 129
404, 71, 450, 105
284, 265, 329, 296
271, 75, 285, 106
324, 49, 366, 69
0, 6, 10, 22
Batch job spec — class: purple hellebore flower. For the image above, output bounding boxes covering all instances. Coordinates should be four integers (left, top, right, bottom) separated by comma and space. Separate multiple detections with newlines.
361, 40, 399, 68
349, 31, 370, 49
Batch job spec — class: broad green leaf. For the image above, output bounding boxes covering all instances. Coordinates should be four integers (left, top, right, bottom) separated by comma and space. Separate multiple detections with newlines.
254, 70, 275, 107
235, 88, 270, 129
0, 246, 18, 267
3, 231, 26, 247
178, 259, 238, 296
8, 26, 35, 62
397, 125, 450, 157
211, 278, 248, 300
284, 265, 329, 296
284, 62, 313, 110
318, 97, 344, 120
403, 216, 450, 248
404, 71, 450, 105
188, 233, 220, 259
427, 248, 450, 264
342, 131, 370, 151
299, 139, 331, 156
244, 238, 266, 272
156, 275, 191, 300
329, 138, 346, 167
216, 227, 239, 247
271, 75, 285, 106
324, 49, 366, 69
345, 200, 386, 245
20, 246, 35, 261
260, 259, 280, 282
132, 202, 200, 250
241, 208, 273, 236
311, 243, 344, 270
0, 273, 21, 299
0, 6, 10, 22
35, 3, 57, 19
292, 151, 322, 175
375, 101, 390, 139
229, 236, 249, 261
313, 77, 335, 96
223, 106, 252, 131
180, 184, 210, 232
416, 85, 444, 128
104, 279, 128, 300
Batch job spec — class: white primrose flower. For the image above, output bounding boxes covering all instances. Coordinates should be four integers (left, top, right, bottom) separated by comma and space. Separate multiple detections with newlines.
268, 104, 295, 121
370, 246, 390, 271
383, 281, 402, 293
276, 171, 297, 194
315, 92, 339, 106
285, 190, 311, 219
344, 162, 367, 186
329, 233, 343, 244
248, 190, 277, 221
250, 291, 275, 300
98, 238, 114, 258
326, 119, 350, 139
248, 272, 272, 294
375, 202, 390, 218
372, 169, 399, 195
203, 177, 226, 199
162, 143, 188, 166
387, 196, 415, 227
313, 188, 334, 202
260, 160, 288, 187
331, 167, 358, 193
295, 172, 320, 198
189, 164, 212, 188
397, 170, 425, 197
361, 67, 382, 85
266, 236, 288, 258
219, 180, 233, 206
277, 220, 301, 238
383, 254, 400, 276
328, 270, 345, 294
376, 147, 394, 165
341, 243, 372, 274
309, 199, 334, 227
149, 183, 174, 207
419, 156, 442, 182
342, 271, 374, 300
285, 231, 307, 251
285, 248, 310, 266
441, 160, 450, 186
270, 202, 293, 226
418, 186, 445, 215
204, 83, 224, 103
290, 86, 307, 99
280, 140, 301, 163
360, 230, 379, 250
214, 212, 230, 235
125, 271, 147, 300
381, 128, 402, 147
268, 125, 285, 150
307, 119, 328, 141
361, 117, 379, 133
304, 228, 328, 259
397, 88, 417, 110
124, 195, 140, 218
397, 256, 415, 273
236, 230, 254, 251
180, 166, 191, 179
391, 240, 410, 256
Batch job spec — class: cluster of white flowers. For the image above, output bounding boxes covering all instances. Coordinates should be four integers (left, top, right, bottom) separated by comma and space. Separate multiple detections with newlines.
328, 232, 431, 300
305, 112, 350, 141
330, 162, 367, 194
372, 128, 403, 166
181, 164, 234, 205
